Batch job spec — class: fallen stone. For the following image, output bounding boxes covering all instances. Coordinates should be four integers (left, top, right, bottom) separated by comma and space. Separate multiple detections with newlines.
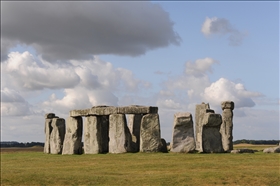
263, 146, 280, 153
140, 114, 161, 152
84, 116, 109, 154
50, 118, 65, 154
231, 149, 255, 153
62, 116, 83, 155
171, 112, 196, 153
220, 101, 234, 152
109, 114, 132, 153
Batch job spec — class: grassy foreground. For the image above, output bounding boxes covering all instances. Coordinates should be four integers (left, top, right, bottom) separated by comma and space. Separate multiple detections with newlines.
1, 145, 279, 186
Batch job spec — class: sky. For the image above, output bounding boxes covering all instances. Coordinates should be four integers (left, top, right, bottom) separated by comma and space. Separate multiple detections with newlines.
1, 1, 279, 143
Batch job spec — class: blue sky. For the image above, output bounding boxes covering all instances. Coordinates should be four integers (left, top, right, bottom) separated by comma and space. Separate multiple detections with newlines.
1, 1, 279, 142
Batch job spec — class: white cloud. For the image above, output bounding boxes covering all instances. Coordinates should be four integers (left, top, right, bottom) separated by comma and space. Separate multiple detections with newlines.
1, 51, 148, 116
202, 78, 263, 108
157, 99, 182, 110
1, 88, 33, 116
185, 57, 218, 77
201, 17, 247, 46
2, 2, 181, 61
2, 51, 80, 90
42, 87, 119, 114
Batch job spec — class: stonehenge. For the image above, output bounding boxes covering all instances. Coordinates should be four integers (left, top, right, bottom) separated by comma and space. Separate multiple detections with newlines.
171, 112, 195, 153
109, 114, 133, 153
220, 101, 234, 152
62, 116, 83, 155
44, 113, 65, 154
44, 101, 235, 155
140, 114, 161, 152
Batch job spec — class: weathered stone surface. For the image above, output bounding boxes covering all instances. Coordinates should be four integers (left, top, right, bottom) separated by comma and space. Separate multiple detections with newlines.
220, 101, 234, 152
62, 116, 83, 155
109, 114, 132, 153
127, 114, 142, 152
45, 113, 55, 119
140, 114, 161, 152
263, 146, 280, 153
159, 138, 168, 153
221, 101, 234, 110
84, 116, 109, 154
69, 109, 92, 117
50, 118, 65, 154
200, 113, 223, 153
69, 105, 158, 117
44, 118, 53, 154
231, 149, 255, 153
195, 103, 210, 151
171, 112, 196, 153
117, 105, 158, 114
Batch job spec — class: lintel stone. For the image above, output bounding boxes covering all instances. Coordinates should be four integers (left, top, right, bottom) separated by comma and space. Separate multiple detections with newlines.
69, 105, 158, 117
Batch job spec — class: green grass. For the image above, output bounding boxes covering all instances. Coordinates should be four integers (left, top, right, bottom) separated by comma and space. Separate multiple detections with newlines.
1, 147, 280, 185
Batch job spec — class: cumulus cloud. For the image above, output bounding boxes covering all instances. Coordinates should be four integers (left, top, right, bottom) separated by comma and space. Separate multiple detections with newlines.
202, 78, 263, 108
1, 51, 149, 115
185, 57, 218, 77
2, 1, 181, 62
1, 88, 33, 116
201, 17, 247, 46
2, 52, 144, 92
42, 87, 119, 113
2, 52, 80, 90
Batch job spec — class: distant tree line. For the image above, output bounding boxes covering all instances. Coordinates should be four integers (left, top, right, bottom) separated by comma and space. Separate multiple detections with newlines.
233, 139, 280, 145
0, 141, 44, 148
1, 139, 279, 148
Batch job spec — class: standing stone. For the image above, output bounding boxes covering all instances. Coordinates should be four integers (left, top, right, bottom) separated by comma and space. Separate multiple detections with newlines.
140, 114, 161, 152
62, 116, 83, 155
159, 138, 168, 153
200, 113, 223, 153
109, 114, 132, 153
44, 113, 57, 154
127, 114, 142, 152
50, 118, 65, 154
171, 112, 196, 153
84, 116, 109, 154
220, 101, 234, 152
195, 103, 210, 151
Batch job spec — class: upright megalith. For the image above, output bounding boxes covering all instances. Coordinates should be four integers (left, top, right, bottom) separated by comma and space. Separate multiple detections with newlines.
44, 113, 57, 154
171, 112, 196, 153
195, 103, 210, 151
62, 116, 83, 155
109, 114, 132, 153
220, 101, 234, 152
127, 114, 142, 152
50, 118, 65, 154
140, 114, 161, 152
200, 112, 223, 153
84, 116, 109, 154
159, 138, 168, 153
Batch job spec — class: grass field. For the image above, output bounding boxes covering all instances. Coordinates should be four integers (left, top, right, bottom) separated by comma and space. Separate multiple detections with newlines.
1, 145, 279, 186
